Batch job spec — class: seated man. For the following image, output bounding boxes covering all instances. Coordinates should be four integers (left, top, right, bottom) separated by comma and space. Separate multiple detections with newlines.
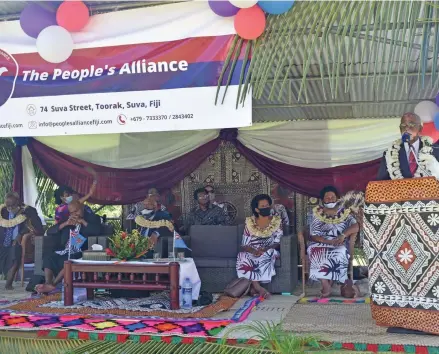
133, 196, 172, 257
182, 188, 229, 234
377, 112, 439, 180
126, 188, 167, 221
0, 192, 44, 290
36, 201, 101, 294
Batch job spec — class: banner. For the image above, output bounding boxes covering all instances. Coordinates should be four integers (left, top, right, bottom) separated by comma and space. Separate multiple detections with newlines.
0, 2, 251, 137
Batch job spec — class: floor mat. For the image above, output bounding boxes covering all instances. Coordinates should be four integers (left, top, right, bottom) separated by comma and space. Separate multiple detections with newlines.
6, 292, 237, 319
298, 297, 371, 304
0, 296, 263, 337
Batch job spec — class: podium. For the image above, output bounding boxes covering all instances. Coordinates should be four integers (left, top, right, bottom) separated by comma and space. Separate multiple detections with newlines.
364, 177, 439, 335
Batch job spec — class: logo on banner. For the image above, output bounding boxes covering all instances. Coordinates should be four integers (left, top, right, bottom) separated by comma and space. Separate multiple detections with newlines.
0, 49, 18, 108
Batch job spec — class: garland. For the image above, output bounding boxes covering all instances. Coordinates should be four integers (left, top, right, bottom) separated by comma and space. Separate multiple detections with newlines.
0, 204, 27, 228
134, 216, 174, 231
312, 206, 351, 225
385, 136, 433, 180
245, 216, 281, 238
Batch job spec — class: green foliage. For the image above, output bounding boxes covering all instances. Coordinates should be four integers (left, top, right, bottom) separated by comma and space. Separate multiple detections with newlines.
219, 321, 325, 354
107, 229, 151, 260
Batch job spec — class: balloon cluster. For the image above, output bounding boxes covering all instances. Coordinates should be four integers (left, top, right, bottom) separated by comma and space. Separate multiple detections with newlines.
20, 1, 90, 64
414, 100, 439, 142
209, 0, 295, 40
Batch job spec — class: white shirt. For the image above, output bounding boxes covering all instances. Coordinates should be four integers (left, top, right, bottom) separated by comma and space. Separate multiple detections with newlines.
404, 138, 420, 161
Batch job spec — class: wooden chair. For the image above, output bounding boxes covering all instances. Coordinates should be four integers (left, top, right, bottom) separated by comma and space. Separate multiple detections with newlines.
297, 226, 357, 297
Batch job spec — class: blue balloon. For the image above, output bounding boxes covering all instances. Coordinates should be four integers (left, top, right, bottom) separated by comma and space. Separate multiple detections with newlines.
434, 111, 439, 131
13, 137, 29, 146
258, 0, 294, 15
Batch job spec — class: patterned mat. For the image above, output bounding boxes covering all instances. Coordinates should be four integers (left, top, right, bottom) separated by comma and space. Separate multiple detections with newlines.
299, 297, 371, 304
5, 293, 237, 319
0, 296, 262, 337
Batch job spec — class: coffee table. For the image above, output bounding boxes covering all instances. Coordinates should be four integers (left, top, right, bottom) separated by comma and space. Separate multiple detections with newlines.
63, 260, 180, 309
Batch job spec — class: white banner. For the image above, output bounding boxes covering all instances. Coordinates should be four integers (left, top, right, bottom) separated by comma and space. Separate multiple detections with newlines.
0, 2, 251, 137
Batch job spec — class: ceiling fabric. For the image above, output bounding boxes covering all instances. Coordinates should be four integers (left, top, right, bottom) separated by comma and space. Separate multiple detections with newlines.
35, 118, 400, 169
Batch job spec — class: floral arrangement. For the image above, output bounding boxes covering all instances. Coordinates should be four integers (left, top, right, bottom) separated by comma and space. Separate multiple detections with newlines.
105, 230, 153, 261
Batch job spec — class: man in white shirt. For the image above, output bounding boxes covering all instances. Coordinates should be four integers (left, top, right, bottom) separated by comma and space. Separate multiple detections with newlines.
377, 112, 439, 180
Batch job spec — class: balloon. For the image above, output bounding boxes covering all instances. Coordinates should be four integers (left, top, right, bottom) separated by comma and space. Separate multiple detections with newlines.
422, 122, 439, 142
230, 0, 258, 9
258, 0, 294, 15
57, 1, 90, 32
36, 26, 73, 63
414, 100, 439, 123
20, 2, 58, 39
209, 0, 239, 17
234, 6, 266, 40
434, 111, 439, 131
436, 92, 439, 107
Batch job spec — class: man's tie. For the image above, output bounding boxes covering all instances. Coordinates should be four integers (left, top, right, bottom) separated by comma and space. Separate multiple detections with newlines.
409, 146, 418, 176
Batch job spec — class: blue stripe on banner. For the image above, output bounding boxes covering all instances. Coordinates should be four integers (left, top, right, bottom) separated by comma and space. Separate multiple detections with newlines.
2, 60, 249, 99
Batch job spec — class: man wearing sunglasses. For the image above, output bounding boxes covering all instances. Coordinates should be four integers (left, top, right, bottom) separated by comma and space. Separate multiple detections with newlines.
377, 112, 439, 180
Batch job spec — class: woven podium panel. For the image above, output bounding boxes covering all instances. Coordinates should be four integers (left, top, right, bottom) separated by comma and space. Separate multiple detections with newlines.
364, 178, 439, 335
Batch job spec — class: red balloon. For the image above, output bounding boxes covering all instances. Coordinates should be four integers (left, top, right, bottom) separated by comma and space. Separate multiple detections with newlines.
422, 122, 439, 142
234, 5, 266, 40
57, 1, 90, 32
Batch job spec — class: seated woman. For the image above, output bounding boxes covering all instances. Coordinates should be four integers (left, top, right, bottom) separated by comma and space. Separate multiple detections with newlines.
236, 194, 283, 299
36, 201, 101, 294
134, 196, 172, 258
54, 181, 97, 224
307, 186, 359, 298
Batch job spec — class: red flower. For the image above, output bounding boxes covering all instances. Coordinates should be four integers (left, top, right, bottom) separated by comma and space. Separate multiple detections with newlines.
121, 232, 127, 239
130, 244, 135, 249
105, 248, 115, 256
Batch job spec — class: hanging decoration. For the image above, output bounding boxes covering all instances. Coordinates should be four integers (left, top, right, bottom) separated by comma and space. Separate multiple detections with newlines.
422, 122, 439, 142
36, 26, 74, 64
56, 1, 90, 32
19, 1, 92, 63
208, 0, 239, 17
414, 100, 439, 123
20, 2, 57, 39
234, 5, 266, 40
258, 0, 295, 15
229, 0, 258, 9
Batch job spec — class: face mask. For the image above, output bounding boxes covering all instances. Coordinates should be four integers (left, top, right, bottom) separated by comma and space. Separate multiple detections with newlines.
258, 207, 272, 217
324, 202, 337, 209
65, 196, 73, 204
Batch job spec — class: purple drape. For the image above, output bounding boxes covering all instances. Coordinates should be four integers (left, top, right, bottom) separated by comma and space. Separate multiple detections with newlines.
220, 129, 380, 197
27, 137, 221, 205
12, 145, 24, 201
23, 129, 381, 204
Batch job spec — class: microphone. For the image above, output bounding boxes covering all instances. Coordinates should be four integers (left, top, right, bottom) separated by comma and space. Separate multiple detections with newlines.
402, 132, 411, 143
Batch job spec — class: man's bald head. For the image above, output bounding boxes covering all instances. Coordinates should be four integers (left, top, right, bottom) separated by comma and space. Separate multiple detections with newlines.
68, 201, 84, 218
400, 112, 423, 143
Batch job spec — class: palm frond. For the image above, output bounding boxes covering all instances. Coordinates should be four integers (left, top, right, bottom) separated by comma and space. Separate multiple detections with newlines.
217, 1, 438, 105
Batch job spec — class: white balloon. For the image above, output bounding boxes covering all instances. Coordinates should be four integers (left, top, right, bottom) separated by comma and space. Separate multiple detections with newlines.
414, 100, 439, 123
36, 26, 73, 64
229, 0, 258, 9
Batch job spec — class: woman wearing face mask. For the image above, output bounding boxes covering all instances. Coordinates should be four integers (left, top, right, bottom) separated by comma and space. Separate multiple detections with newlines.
54, 182, 97, 224
307, 186, 359, 298
236, 194, 283, 299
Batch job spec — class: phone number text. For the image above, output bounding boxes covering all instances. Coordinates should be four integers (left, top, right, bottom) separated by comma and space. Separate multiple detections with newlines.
130, 114, 194, 122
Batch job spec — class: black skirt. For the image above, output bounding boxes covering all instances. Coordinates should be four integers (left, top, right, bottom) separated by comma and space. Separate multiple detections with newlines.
42, 252, 81, 277
0, 244, 22, 276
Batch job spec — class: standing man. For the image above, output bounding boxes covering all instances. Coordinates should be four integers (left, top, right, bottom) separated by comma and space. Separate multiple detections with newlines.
377, 112, 439, 180
0, 192, 44, 290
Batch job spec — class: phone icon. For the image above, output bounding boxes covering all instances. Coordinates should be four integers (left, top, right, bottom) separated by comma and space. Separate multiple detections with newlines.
117, 114, 127, 125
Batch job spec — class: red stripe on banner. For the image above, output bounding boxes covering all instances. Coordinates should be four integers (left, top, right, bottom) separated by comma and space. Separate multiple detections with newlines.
367, 344, 379, 352
0, 35, 249, 77
415, 346, 429, 354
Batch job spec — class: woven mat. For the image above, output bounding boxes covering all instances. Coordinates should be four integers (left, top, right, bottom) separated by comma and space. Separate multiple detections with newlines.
6, 293, 237, 319
298, 297, 371, 304
282, 304, 439, 346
